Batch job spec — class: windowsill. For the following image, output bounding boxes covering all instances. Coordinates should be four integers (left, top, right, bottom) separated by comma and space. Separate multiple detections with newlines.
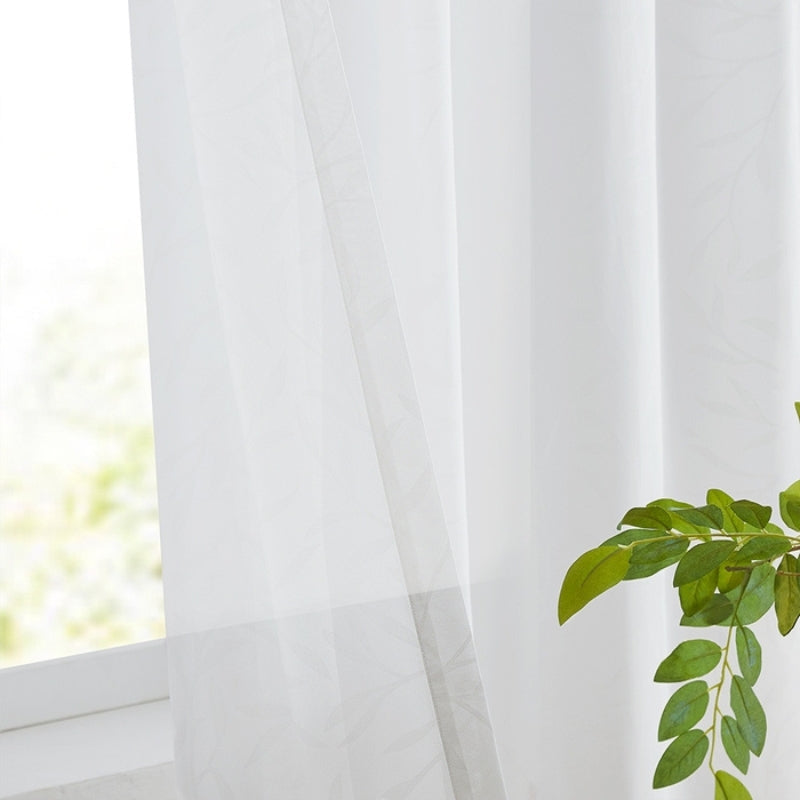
0, 700, 175, 798
5, 763, 177, 800
0, 641, 172, 798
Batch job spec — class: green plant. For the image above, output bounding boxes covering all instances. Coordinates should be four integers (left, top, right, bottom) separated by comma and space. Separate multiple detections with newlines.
558, 403, 800, 800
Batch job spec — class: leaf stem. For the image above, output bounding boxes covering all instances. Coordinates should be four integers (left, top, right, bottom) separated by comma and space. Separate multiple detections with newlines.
707, 574, 749, 774
620, 530, 800, 550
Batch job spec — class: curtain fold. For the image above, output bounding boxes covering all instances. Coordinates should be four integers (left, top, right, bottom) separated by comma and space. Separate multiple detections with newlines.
279, 2, 505, 795
131, 0, 800, 797
528, 2, 667, 796
130, 0, 503, 797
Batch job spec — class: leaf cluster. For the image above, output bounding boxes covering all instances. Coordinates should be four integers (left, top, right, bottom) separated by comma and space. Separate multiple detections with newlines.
558, 436, 800, 800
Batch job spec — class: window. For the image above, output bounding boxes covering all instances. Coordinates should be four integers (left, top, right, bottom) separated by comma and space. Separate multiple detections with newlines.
0, 1, 164, 668
0, 7, 171, 794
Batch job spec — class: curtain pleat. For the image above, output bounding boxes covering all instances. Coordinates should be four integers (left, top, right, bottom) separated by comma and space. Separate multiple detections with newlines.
527, 2, 667, 796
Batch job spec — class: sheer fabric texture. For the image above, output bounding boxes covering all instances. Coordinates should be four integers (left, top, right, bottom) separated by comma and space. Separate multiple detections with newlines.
131, 0, 504, 797
130, 0, 800, 798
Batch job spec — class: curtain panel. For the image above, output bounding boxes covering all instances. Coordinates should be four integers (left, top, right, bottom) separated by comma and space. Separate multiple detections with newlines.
131, 0, 505, 797
131, 0, 800, 798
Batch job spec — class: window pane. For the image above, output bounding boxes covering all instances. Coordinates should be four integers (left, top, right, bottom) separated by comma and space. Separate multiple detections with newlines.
0, 1, 164, 667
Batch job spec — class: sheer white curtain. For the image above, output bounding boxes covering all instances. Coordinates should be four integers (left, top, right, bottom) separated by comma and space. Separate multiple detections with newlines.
130, 0, 503, 797
527, 2, 800, 799
130, 0, 800, 798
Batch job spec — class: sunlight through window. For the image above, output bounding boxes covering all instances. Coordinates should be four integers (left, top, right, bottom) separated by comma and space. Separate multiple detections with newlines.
0, 1, 164, 667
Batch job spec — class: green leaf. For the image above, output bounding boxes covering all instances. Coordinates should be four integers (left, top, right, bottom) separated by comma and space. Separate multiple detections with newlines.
730, 675, 766, 756
668, 512, 710, 535
600, 528, 664, 547
729, 563, 775, 625
674, 504, 724, 530
736, 535, 791, 562
779, 496, 800, 531
795, 401, 800, 423
654, 640, 722, 682
658, 680, 710, 741
647, 499, 707, 533
630, 539, 688, 564
648, 498, 693, 510
652, 729, 708, 788
718, 556, 748, 593
721, 717, 750, 775
644, 498, 708, 533
708, 489, 744, 532
729, 500, 771, 530
674, 541, 736, 586
558, 546, 631, 624
679, 570, 718, 617
779, 483, 800, 531
715, 770, 753, 800
707, 489, 735, 506
624, 537, 689, 580
774, 553, 800, 636
618, 506, 672, 531
735, 626, 761, 686
681, 594, 734, 627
